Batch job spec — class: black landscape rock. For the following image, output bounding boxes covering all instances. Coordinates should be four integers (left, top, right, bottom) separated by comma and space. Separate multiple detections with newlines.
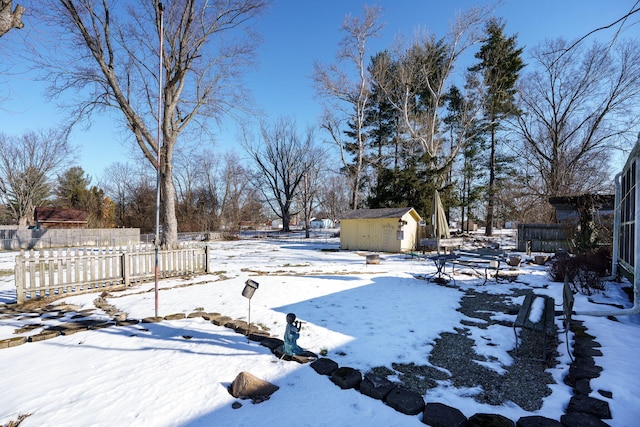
259, 337, 284, 351
384, 386, 425, 416
560, 412, 611, 427
421, 402, 467, 427
516, 415, 563, 427
359, 373, 395, 400
566, 395, 612, 419
330, 366, 362, 390
469, 413, 515, 427
310, 357, 339, 376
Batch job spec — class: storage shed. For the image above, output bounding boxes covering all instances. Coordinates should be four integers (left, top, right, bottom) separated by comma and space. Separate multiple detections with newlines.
34, 207, 88, 229
339, 207, 422, 253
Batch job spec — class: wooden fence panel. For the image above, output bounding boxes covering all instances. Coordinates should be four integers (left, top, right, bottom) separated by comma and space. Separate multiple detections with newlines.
517, 224, 569, 253
15, 244, 209, 303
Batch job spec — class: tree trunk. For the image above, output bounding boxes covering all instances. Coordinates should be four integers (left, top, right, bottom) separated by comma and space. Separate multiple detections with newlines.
161, 171, 178, 247
485, 127, 496, 236
0, 1, 24, 37
159, 140, 178, 248
282, 210, 291, 232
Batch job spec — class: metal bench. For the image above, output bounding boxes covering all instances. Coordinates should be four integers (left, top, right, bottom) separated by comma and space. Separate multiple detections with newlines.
560, 276, 575, 362
450, 248, 506, 284
513, 294, 555, 361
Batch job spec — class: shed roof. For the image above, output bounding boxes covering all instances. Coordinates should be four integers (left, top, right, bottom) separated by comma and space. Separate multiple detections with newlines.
340, 207, 417, 220
548, 195, 615, 212
35, 207, 88, 223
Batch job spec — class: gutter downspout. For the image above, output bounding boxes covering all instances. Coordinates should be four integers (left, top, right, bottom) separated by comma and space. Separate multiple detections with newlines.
602, 172, 621, 281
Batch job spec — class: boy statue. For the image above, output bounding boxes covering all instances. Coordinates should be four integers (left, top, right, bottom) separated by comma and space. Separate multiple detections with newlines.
283, 312, 304, 356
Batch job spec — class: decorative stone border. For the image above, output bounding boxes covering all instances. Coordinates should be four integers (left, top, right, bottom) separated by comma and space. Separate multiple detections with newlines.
0, 300, 614, 426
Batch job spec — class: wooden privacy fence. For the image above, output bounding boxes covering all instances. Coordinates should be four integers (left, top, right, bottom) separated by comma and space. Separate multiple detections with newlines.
516, 224, 569, 253
14, 244, 213, 304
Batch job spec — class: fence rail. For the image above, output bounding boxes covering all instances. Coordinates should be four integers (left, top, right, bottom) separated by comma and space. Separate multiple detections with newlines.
14, 243, 212, 304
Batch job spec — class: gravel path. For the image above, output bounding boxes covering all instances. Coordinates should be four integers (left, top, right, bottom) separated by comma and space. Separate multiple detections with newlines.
372, 287, 557, 412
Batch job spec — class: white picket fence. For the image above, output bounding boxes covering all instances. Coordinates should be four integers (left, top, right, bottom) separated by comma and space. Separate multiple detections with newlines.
14, 243, 213, 304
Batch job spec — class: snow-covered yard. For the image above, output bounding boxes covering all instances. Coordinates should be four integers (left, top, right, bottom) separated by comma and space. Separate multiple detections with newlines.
0, 235, 638, 426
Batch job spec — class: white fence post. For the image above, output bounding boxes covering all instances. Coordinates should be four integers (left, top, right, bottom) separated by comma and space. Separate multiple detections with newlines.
15, 250, 25, 304
122, 251, 130, 286
12, 242, 209, 304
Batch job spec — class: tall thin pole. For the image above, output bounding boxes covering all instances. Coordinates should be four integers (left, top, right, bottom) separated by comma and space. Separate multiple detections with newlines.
155, 2, 164, 318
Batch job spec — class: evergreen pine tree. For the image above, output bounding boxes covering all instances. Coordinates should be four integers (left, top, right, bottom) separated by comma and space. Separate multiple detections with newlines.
469, 18, 524, 235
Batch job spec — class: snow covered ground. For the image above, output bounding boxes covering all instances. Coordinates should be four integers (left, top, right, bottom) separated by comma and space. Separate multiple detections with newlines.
0, 234, 638, 426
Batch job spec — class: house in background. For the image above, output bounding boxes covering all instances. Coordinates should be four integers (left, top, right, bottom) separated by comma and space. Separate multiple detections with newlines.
339, 207, 422, 253
34, 207, 88, 229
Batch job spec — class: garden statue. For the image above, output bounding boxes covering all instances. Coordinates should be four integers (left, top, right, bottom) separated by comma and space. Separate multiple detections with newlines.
283, 312, 304, 356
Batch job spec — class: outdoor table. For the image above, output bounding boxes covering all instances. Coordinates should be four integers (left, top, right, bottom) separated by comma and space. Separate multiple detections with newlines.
427, 253, 459, 284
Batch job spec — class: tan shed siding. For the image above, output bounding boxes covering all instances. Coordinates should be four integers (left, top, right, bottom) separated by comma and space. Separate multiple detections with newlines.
339, 207, 422, 253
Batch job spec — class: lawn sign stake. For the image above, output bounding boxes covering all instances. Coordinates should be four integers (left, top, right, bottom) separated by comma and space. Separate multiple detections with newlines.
242, 279, 259, 342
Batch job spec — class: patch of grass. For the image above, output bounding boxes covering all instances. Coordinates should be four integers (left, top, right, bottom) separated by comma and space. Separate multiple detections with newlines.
194, 307, 204, 312
0, 269, 14, 277
5, 413, 32, 427
256, 323, 270, 331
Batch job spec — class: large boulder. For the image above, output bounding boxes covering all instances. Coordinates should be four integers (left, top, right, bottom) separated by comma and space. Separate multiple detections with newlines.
228, 372, 279, 403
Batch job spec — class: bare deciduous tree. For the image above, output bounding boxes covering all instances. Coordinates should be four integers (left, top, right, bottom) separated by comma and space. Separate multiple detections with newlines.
101, 162, 140, 227
242, 117, 318, 232
36, 0, 269, 246
376, 6, 493, 170
514, 38, 640, 209
0, 129, 74, 226
313, 5, 384, 210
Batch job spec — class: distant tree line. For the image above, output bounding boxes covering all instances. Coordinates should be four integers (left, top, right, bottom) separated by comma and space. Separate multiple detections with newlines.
1, 2, 639, 237
315, 6, 640, 235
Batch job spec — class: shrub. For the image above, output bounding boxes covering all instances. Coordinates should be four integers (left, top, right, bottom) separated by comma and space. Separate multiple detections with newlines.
549, 246, 611, 295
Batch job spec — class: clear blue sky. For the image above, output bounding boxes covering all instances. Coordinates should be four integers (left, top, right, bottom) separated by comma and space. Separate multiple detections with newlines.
1, 0, 638, 182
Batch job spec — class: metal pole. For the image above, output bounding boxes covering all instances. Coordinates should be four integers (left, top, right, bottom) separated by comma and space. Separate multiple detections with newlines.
154, 2, 164, 318
247, 298, 251, 343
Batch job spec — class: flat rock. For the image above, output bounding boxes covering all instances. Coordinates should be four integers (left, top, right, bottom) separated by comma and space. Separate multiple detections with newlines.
0, 336, 27, 348
211, 316, 232, 326
187, 311, 208, 318
28, 330, 60, 342
164, 313, 186, 320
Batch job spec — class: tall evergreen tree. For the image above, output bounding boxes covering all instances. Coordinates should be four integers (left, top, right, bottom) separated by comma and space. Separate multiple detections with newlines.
55, 167, 91, 209
443, 85, 486, 232
470, 18, 524, 235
